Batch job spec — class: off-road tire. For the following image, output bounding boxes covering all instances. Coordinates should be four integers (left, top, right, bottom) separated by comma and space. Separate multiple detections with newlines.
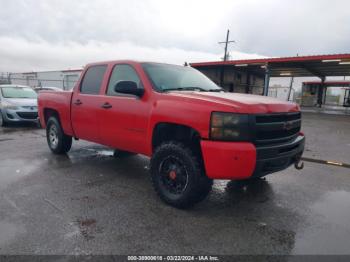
150, 141, 213, 208
192, 175, 214, 204
46, 116, 72, 154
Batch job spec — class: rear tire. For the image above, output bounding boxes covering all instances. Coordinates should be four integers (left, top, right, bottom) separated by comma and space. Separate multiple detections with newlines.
150, 141, 212, 208
46, 117, 72, 154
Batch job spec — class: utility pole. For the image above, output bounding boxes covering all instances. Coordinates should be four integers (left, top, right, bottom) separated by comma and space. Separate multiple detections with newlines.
218, 29, 235, 61
286, 53, 299, 100
218, 29, 235, 87
287, 76, 294, 101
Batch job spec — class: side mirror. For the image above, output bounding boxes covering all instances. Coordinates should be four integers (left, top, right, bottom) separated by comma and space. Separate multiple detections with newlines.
114, 81, 144, 97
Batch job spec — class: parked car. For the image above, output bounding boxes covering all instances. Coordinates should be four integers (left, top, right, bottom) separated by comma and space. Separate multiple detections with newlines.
0, 85, 38, 126
34, 86, 62, 93
38, 60, 305, 208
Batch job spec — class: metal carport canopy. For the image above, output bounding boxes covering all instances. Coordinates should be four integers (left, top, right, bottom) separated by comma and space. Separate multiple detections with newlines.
190, 54, 350, 78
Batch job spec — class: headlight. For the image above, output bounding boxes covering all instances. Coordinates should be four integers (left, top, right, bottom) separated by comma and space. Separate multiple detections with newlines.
210, 112, 251, 141
2, 101, 19, 110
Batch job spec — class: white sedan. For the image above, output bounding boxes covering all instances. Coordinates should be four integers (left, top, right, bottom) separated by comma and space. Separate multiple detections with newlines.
0, 85, 38, 126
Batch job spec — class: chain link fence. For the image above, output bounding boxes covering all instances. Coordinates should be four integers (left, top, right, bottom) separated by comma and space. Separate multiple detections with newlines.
0, 71, 81, 90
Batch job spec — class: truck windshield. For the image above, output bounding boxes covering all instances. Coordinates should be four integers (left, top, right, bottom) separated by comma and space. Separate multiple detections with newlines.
1, 86, 38, 99
142, 63, 222, 92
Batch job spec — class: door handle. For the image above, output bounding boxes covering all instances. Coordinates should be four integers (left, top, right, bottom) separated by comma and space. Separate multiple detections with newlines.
74, 99, 82, 105
101, 102, 112, 109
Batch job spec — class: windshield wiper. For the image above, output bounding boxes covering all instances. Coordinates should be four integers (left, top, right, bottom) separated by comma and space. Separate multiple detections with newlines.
164, 87, 223, 92
182, 86, 225, 92
208, 88, 224, 92
163, 87, 203, 92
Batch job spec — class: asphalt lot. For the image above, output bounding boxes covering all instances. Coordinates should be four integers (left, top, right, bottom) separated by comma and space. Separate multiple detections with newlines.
0, 112, 350, 256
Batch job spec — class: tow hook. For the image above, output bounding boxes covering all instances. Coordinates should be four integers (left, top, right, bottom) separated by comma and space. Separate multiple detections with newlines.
294, 158, 304, 170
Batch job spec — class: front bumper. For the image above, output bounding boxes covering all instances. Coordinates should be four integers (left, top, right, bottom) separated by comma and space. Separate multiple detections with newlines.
200, 135, 305, 180
1, 108, 39, 123
252, 135, 304, 177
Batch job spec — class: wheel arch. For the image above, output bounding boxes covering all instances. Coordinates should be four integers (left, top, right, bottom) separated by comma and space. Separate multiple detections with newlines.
42, 108, 74, 137
151, 122, 202, 155
43, 108, 61, 125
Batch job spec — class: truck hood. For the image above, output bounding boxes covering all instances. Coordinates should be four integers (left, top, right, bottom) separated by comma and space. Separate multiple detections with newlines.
3, 98, 38, 107
167, 91, 299, 113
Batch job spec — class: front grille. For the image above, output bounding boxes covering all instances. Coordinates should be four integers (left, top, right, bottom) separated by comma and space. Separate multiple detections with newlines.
254, 112, 301, 145
17, 112, 38, 120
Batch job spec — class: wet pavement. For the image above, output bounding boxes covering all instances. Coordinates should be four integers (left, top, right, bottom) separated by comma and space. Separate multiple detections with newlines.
0, 113, 350, 255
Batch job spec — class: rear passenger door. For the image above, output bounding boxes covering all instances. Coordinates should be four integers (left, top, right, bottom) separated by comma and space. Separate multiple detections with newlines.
71, 65, 107, 143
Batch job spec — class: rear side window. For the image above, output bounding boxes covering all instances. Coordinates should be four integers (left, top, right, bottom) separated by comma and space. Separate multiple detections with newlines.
107, 64, 142, 96
80, 65, 107, 94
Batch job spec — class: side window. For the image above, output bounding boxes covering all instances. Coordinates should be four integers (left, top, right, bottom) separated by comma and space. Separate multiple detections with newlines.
107, 64, 142, 96
80, 65, 107, 94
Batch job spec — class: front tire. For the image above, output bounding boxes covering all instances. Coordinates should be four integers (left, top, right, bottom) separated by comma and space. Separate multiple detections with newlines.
150, 142, 212, 208
46, 117, 72, 154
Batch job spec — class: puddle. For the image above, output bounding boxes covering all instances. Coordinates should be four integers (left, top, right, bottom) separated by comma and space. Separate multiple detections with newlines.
312, 191, 350, 226
58, 147, 115, 164
75, 148, 114, 158
293, 191, 350, 254
0, 221, 24, 246
94, 150, 114, 157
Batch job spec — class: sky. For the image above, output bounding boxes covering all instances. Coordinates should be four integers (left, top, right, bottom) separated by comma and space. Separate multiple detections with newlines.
0, 0, 349, 73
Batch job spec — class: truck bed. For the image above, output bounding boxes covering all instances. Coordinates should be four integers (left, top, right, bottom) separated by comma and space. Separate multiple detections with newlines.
38, 90, 74, 136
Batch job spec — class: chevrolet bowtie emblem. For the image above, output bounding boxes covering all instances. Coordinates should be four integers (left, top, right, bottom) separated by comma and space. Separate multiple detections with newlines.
283, 121, 293, 131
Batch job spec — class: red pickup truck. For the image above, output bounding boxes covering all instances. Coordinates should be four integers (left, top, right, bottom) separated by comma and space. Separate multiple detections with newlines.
38, 60, 305, 208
